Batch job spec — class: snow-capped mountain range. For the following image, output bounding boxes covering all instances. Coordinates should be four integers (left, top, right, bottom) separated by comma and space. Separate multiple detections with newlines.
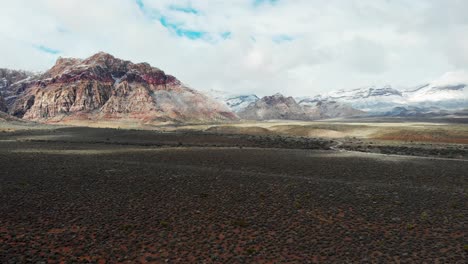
204, 71, 468, 117
300, 71, 468, 115
2, 62, 467, 122
234, 93, 364, 121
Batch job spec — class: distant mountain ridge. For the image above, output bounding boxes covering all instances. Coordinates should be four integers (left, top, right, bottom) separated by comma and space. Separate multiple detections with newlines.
301, 71, 468, 115
1, 55, 466, 123
209, 71, 467, 119
237, 93, 363, 121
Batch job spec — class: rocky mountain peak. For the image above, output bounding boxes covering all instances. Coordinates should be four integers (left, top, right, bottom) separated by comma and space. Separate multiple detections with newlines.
239, 94, 308, 120
80, 52, 133, 71
40, 52, 180, 88
85, 51, 116, 61
55, 56, 82, 66
263, 93, 295, 105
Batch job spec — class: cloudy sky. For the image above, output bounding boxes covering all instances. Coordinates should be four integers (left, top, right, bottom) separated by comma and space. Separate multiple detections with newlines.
1, 0, 467, 96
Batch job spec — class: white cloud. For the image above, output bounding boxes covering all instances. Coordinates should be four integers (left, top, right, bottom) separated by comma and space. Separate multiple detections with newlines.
0, 0, 467, 96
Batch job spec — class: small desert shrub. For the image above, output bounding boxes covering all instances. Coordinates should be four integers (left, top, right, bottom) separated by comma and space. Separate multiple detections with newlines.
420, 211, 429, 221
121, 224, 134, 231
294, 200, 302, 209
159, 220, 169, 227
232, 219, 249, 228
246, 248, 256, 255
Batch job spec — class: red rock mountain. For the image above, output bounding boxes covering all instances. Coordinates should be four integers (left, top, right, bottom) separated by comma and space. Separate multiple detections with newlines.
8, 52, 237, 123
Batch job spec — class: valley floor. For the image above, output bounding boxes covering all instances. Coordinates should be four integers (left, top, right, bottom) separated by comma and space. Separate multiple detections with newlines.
0, 126, 466, 262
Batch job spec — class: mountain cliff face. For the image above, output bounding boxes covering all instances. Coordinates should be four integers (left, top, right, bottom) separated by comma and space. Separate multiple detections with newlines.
8, 52, 237, 123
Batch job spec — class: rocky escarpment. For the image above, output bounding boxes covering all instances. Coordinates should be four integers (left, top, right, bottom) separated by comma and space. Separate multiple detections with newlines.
9, 52, 237, 122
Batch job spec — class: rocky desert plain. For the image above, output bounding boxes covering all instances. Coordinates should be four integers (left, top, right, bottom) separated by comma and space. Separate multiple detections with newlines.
0, 53, 467, 263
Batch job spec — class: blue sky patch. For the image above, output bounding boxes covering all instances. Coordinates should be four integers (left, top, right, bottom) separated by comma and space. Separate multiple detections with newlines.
220, 32, 232, 39
169, 5, 199, 14
136, 0, 206, 40
136, 0, 158, 19
135, 0, 144, 10
35, 45, 60, 55
56, 26, 68, 34
159, 16, 206, 39
254, 0, 279, 6
272, 34, 294, 43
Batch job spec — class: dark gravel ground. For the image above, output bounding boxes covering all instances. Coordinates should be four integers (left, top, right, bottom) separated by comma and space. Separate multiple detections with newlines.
340, 139, 468, 160
0, 127, 466, 263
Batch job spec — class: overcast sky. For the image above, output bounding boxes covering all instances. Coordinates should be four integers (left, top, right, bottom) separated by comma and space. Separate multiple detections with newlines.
1, 0, 467, 96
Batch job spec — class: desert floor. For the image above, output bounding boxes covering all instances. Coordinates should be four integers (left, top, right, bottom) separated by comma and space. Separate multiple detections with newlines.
0, 123, 466, 263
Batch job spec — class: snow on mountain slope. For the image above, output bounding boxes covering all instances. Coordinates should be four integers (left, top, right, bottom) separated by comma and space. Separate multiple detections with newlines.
299, 86, 406, 113
303, 71, 468, 114
237, 93, 364, 121
403, 71, 468, 109
202, 89, 259, 112
327, 86, 402, 99
185, 71, 468, 118
225, 95, 259, 112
